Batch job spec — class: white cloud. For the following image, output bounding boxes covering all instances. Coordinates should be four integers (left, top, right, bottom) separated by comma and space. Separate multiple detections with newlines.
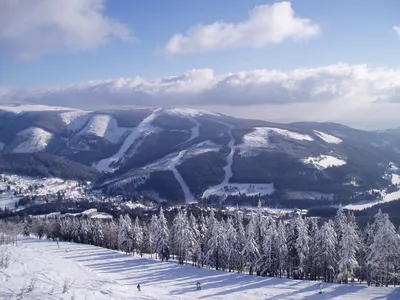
0, 0, 132, 60
394, 25, 400, 37
2, 64, 400, 128
163, 1, 320, 55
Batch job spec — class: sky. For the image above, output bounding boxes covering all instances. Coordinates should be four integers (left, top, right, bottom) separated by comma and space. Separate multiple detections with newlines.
0, 0, 400, 129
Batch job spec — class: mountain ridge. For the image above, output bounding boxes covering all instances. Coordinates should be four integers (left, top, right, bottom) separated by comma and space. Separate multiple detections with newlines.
1, 104, 400, 207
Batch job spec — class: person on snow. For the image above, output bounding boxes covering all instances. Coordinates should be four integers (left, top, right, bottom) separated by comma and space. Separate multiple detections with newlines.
319, 282, 323, 294
196, 282, 201, 290
137, 284, 141, 291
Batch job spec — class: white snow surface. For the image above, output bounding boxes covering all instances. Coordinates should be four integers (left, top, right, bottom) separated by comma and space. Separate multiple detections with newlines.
243, 127, 313, 147
183, 141, 220, 159
302, 155, 346, 169
239, 127, 313, 156
61, 110, 92, 133
95, 109, 163, 172
77, 115, 128, 143
2, 237, 398, 300
60, 110, 91, 125
345, 190, 400, 210
0, 104, 74, 114
389, 162, 399, 172
13, 127, 53, 153
392, 174, 400, 185
286, 191, 334, 201
167, 150, 195, 203
313, 130, 343, 144
203, 183, 274, 199
164, 107, 219, 117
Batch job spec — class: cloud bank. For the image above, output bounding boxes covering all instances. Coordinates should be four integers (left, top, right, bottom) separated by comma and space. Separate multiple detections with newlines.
1, 63, 399, 106
2, 63, 400, 128
164, 2, 320, 55
0, 0, 132, 60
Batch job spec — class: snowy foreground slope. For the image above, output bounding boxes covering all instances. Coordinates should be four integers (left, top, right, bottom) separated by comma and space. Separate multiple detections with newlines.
1, 238, 399, 300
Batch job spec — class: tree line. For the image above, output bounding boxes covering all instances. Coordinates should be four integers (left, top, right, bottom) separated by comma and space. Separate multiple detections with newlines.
4, 203, 400, 287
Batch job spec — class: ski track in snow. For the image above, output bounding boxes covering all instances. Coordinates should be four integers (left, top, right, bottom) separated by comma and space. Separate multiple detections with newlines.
188, 118, 200, 143
223, 124, 235, 185
202, 122, 237, 198
167, 150, 195, 203
95, 109, 163, 172
313, 130, 343, 144
1, 237, 398, 300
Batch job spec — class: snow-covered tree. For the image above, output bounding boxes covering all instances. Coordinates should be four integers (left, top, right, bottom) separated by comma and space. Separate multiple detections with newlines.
294, 215, 309, 279
242, 213, 260, 275
171, 209, 190, 264
132, 217, 144, 256
275, 220, 288, 278
188, 213, 202, 267
223, 217, 237, 272
234, 209, 246, 273
149, 214, 159, 257
258, 221, 277, 277
314, 220, 337, 282
367, 210, 400, 286
337, 219, 360, 283
156, 207, 170, 261
118, 215, 133, 254
92, 219, 104, 246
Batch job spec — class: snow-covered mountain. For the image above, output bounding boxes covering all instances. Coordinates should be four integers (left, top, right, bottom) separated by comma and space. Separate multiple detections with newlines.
1, 104, 400, 206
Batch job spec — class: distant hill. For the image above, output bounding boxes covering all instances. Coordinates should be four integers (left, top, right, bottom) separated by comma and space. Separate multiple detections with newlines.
0, 153, 100, 181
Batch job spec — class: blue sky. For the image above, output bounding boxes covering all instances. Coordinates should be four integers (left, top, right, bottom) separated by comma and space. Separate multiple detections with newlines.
0, 0, 400, 128
1, 0, 399, 86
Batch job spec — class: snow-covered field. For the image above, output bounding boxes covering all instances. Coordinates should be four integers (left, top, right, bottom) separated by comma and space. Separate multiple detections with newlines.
0, 104, 74, 114
242, 127, 313, 148
344, 190, 400, 210
285, 191, 334, 201
77, 115, 129, 144
313, 130, 343, 144
302, 155, 346, 169
1, 237, 398, 300
391, 174, 400, 185
203, 183, 274, 199
13, 127, 53, 153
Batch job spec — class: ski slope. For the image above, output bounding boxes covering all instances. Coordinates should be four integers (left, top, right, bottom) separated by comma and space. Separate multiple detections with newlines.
167, 150, 195, 203
313, 130, 343, 144
13, 127, 53, 153
344, 190, 400, 210
1, 237, 398, 300
95, 109, 163, 172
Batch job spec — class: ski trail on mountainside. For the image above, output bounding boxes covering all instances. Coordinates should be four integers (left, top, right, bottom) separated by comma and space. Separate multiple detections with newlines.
168, 150, 195, 203
95, 109, 163, 172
